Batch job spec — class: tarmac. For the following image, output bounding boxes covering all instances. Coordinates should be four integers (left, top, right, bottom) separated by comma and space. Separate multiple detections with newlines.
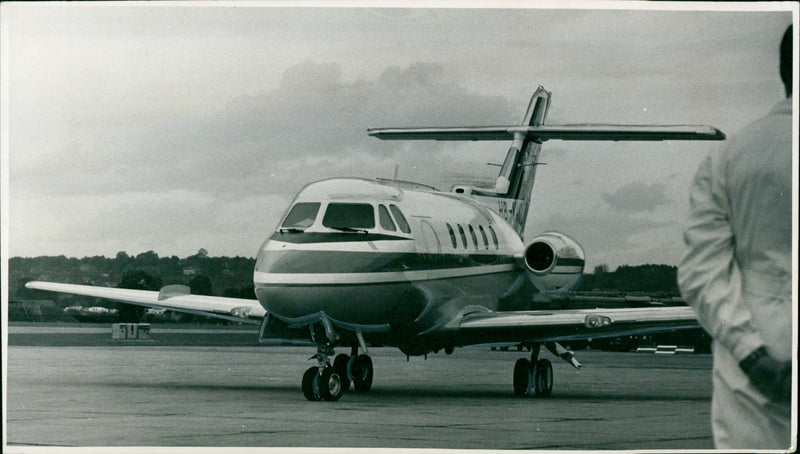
5, 323, 714, 451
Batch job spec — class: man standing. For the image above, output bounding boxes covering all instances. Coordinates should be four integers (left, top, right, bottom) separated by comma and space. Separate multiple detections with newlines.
678, 25, 794, 449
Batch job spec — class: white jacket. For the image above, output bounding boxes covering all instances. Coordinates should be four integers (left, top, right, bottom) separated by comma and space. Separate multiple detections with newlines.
679, 97, 792, 363
678, 98, 793, 449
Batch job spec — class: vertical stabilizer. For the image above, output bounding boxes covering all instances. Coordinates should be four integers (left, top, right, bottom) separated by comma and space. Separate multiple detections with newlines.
493, 87, 551, 237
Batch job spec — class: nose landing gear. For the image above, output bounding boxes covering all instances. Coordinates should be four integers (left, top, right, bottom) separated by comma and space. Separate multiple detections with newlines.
302, 343, 346, 401
301, 323, 374, 401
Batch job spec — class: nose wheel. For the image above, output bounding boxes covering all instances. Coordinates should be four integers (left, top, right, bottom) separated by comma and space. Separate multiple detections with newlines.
302, 323, 373, 401
302, 365, 346, 401
302, 353, 374, 401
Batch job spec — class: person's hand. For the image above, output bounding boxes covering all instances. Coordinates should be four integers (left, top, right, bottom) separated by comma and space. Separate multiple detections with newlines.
740, 346, 792, 402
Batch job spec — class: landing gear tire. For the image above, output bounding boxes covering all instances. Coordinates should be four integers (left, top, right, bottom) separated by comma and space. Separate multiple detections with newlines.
333, 354, 351, 391
513, 358, 532, 396
302, 366, 321, 401
318, 367, 345, 401
533, 359, 553, 397
349, 354, 373, 392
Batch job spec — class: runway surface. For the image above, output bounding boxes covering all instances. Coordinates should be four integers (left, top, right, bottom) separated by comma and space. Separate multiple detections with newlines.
5, 324, 714, 450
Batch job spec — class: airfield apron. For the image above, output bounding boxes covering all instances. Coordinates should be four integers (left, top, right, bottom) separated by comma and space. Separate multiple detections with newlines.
678, 98, 793, 450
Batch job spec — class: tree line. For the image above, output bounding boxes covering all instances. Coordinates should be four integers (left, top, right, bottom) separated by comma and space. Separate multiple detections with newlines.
9, 249, 256, 323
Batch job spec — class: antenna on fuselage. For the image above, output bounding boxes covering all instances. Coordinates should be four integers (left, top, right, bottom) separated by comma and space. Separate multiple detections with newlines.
393, 164, 399, 181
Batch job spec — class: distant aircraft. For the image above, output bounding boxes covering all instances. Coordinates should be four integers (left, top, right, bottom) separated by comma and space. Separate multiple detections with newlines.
27, 87, 725, 401
63, 305, 118, 322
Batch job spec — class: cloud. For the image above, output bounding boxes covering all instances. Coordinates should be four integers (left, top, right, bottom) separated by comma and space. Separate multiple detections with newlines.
9, 60, 518, 257
601, 182, 670, 213
11, 61, 514, 200
526, 210, 682, 270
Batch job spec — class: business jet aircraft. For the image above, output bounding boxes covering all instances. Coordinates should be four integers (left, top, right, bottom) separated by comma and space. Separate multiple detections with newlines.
27, 87, 725, 402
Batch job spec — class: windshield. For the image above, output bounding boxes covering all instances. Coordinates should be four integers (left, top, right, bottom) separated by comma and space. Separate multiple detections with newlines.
322, 203, 375, 230
281, 202, 321, 229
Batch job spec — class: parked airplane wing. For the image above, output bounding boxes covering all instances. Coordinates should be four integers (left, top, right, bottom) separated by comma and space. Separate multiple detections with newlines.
25, 281, 265, 325
367, 124, 725, 142
449, 306, 700, 345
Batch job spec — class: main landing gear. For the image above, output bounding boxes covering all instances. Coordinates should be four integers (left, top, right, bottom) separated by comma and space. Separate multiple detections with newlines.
301, 323, 374, 401
513, 343, 554, 397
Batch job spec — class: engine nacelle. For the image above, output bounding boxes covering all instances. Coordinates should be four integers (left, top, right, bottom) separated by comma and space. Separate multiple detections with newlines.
522, 232, 585, 292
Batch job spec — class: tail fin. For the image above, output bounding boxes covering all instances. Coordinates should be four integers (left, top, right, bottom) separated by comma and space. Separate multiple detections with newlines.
491, 87, 551, 236
367, 87, 724, 238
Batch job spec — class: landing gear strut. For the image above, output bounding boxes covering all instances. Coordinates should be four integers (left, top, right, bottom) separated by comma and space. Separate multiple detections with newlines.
512, 343, 554, 397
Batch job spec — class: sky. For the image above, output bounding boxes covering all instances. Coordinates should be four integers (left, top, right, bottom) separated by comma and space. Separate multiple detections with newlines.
1, 1, 795, 271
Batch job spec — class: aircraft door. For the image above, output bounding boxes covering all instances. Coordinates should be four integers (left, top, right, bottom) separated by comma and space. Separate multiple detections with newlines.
417, 220, 442, 257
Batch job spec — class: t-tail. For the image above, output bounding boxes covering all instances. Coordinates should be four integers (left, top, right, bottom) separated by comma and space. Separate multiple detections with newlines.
489, 86, 550, 235
367, 86, 725, 238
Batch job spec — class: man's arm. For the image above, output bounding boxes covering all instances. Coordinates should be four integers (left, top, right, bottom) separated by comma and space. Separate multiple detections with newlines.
678, 149, 789, 401
677, 149, 763, 360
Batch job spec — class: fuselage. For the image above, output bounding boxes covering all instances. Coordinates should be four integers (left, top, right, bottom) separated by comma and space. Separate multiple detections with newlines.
253, 177, 527, 346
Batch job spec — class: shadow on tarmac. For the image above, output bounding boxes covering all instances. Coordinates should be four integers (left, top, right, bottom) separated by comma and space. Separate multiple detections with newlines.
93, 380, 710, 402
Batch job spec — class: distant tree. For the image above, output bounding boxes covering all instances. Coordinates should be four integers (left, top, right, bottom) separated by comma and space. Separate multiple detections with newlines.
578, 264, 679, 294
188, 275, 214, 296
222, 285, 257, 300
593, 264, 609, 275
116, 269, 162, 322
113, 251, 134, 276
134, 250, 159, 267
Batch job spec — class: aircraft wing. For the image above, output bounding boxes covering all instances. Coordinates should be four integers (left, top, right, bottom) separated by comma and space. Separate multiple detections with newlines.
367, 124, 725, 142
24, 281, 265, 325
440, 306, 700, 346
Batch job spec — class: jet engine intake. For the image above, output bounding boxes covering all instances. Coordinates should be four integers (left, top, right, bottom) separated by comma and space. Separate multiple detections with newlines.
522, 232, 585, 292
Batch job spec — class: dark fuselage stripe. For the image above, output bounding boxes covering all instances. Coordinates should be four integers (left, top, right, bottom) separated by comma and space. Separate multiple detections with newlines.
270, 232, 411, 243
255, 268, 519, 287
257, 249, 517, 274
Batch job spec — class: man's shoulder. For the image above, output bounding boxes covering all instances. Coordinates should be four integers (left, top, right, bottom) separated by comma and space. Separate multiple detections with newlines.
728, 98, 792, 146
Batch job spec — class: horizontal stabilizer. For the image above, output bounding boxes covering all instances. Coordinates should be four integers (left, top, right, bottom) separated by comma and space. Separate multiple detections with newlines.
368, 124, 725, 142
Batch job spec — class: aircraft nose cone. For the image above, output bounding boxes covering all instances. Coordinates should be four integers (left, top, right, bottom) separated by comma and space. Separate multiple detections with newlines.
253, 239, 426, 326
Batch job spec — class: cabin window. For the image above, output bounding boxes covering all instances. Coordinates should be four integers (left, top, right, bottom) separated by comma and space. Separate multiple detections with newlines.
322, 203, 375, 230
488, 225, 499, 250
389, 204, 411, 233
281, 202, 321, 229
468, 225, 479, 249
446, 224, 457, 249
457, 225, 468, 249
378, 205, 397, 231
479, 225, 489, 250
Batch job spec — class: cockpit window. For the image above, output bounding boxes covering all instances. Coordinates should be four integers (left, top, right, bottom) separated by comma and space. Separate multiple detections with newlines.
378, 205, 397, 231
322, 203, 375, 230
281, 202, 321, 229
389, 204, 411, 233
